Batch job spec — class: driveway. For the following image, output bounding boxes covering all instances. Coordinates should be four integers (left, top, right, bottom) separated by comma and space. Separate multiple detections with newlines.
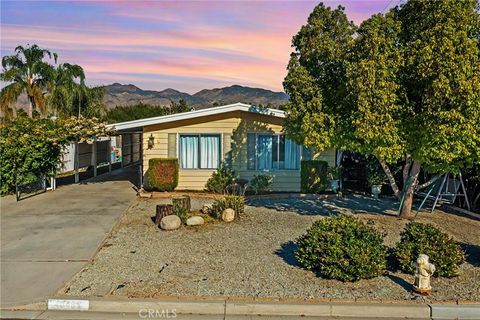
0, 166, 138, 307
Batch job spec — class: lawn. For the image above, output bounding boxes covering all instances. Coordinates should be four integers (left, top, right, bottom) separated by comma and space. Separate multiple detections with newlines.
60, 195, 480, 302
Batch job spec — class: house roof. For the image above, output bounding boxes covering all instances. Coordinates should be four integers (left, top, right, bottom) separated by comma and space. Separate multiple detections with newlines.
108, 102, 286, 131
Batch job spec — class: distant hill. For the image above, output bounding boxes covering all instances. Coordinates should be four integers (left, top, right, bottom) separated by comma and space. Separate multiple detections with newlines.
103, 83, 289, 109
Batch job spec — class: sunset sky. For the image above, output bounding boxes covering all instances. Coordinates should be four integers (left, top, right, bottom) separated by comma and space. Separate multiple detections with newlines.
1, 1, 397, 93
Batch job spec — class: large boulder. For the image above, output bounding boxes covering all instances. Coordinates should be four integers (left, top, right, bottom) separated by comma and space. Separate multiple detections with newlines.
160, 215, 181, 230
221, 208, 235, 222
186, 216, 205, 226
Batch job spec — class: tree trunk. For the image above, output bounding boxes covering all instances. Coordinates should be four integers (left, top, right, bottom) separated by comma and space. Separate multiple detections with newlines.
27, 95, 34, 118
399, 161, 421, 219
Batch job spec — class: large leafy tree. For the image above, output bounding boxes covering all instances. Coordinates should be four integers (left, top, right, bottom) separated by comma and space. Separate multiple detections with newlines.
0, 45, 56, 117
284, 0, 480, 218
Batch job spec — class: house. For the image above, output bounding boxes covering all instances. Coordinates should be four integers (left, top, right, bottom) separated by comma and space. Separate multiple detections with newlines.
109, 103, 336, 191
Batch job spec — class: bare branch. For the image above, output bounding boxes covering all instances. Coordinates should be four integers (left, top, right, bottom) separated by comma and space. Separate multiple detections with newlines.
378, 158, 401, 198
416, 174, 441, 191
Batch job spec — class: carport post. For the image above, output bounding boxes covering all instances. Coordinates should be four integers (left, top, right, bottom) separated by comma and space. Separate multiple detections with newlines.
74, 141, 79, 183
108, 138, 112, 173
92, 136, 97, 177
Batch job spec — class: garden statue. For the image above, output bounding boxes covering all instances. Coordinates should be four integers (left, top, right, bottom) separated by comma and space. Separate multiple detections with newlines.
413, 254, 435, 294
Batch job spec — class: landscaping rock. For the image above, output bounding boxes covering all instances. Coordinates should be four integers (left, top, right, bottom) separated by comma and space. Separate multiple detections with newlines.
160, 215, 181, 230
186, 216, 205, 226
222, 208, 235, 222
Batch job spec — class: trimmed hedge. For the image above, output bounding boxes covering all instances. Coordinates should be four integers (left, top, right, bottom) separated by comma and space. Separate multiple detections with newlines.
395, 222, 465, 277
144, 158, 179, 191
295, 215, 387, 282
301, 160, 329, 193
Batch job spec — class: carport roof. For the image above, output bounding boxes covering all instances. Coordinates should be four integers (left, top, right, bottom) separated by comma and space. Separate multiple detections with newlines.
107, 102, 285, 131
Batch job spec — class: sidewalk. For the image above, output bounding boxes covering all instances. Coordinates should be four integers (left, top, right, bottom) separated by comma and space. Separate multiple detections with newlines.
1, 296, 479, 319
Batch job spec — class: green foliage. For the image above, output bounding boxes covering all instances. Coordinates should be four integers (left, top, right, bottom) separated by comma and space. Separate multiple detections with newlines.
0, 116, 113, 195
366, 158, 388, 186
300, 160, 329, 193
205, 166, 236, 194
295, 215, 387, 282
248, 174, 273, 194
395, 222, 465, 277
106, 100, 191, 123
212, 195, 245, 219
143, 158, 179, 192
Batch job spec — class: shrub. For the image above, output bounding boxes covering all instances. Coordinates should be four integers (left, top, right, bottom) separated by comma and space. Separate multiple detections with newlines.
212, 194, 245, 219
249, 174, 273, 194
205, 166, 236, 193
295, 215, 387, 282
144, 158, 179, 191
395, 222, 465, 277
300, 160, 329, 193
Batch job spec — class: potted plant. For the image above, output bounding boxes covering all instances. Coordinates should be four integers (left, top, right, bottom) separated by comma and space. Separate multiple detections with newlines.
367, 160, 387, 199
327, 166, 343, 192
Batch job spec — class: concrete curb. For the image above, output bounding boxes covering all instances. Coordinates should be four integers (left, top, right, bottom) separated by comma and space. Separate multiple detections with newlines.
3, 297, 479, 319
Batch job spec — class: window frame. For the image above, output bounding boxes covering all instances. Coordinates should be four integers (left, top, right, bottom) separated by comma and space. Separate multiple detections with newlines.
247, 133, 307, 171
178, 133, 222, 170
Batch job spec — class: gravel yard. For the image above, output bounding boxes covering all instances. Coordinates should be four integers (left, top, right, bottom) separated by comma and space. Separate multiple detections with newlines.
61, 194, 480, 302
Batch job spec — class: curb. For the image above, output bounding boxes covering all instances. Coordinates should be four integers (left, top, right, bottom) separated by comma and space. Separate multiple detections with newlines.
2, 297, 480, 319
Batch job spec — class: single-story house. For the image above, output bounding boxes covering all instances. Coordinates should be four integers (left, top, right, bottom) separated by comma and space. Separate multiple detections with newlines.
109, 103, 337, 191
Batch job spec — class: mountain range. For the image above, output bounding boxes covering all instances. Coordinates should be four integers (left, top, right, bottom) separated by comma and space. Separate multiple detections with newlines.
103, 83, 289, 109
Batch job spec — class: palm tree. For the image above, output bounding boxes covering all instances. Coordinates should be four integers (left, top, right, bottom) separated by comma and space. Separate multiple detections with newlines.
48, 63, 86, 117
0, 44, 57, 117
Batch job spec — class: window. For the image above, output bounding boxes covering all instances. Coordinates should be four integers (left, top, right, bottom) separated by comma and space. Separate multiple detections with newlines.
247, 134, 303, 170
179, 134, 220, 169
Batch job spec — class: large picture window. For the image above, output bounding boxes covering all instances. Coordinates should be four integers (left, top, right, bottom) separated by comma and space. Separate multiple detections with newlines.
247, 133, 305, 170
179, 134, 220, 169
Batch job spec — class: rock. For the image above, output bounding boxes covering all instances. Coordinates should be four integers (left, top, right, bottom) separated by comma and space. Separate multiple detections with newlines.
201, 204, 212, 214
160, 215, 181, 230
186, 216, 205, 226
222, 208, 235, 222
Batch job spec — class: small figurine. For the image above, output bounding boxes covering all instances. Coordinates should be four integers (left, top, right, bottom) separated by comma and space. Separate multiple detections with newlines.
413, 254, 435, 294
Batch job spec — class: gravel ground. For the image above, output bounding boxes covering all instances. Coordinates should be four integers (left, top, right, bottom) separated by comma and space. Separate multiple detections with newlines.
62, 195, 480, 302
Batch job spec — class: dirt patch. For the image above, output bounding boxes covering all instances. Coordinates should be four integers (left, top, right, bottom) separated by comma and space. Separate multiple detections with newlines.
61, 195, 480, 302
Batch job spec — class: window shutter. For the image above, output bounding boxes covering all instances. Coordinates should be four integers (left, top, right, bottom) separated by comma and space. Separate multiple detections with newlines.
168, 133, 177, 158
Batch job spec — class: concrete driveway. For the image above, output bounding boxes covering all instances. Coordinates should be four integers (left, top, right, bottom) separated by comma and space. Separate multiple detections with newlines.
0, 166, 138, 307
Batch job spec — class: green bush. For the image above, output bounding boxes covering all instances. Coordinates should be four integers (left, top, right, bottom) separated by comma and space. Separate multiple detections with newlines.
144, 158, 179, 191
301, 160, 329, 193
249, 173, 273, 194
295, 215, 387, 282
395, 222, 465, 277
212, 194, 245, 219
205, 166, 236, 193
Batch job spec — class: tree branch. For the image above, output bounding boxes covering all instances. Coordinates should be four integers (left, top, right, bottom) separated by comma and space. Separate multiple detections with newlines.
416, 174, 441, 191
378, 158, 401, 198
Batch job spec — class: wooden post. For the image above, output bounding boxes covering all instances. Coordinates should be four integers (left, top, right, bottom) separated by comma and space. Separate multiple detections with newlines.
74, 141, 79, 183
92, 136, 97, 177
155, 204, 173, 225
